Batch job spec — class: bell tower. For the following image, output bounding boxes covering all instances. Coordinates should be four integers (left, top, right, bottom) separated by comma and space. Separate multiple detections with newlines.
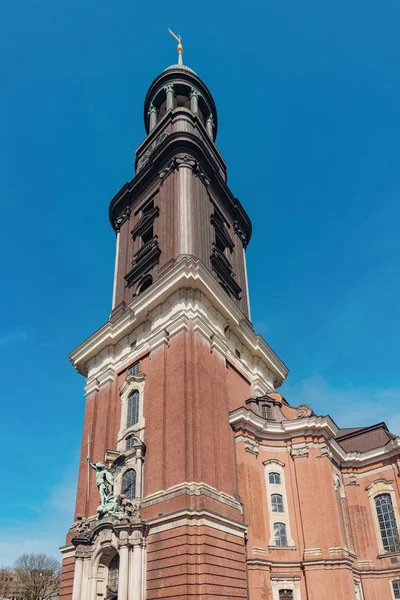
60, 39, 288, 600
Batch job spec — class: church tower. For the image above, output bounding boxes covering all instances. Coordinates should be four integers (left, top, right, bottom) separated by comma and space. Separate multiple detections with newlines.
59, 40, 288, 600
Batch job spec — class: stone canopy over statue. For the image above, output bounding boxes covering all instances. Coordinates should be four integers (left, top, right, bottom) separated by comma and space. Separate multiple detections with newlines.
87, 454, 126, 519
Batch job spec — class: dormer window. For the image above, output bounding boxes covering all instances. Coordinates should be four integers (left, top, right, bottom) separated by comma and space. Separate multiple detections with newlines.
261, 404, 273, 420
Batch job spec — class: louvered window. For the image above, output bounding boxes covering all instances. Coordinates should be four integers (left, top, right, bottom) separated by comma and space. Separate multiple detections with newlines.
127, 391, 139, 427
375, 494, 400, 553
122, 469, 137, 500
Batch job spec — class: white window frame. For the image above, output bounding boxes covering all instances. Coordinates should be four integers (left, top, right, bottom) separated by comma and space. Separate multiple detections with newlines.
264, 459, 295, 548
117, 372, 145, 449
367, 479, 400, 555
391, 578, 400, 600
271, 577, 301, 600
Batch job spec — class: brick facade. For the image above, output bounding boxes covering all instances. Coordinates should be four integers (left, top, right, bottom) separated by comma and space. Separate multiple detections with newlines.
60, 58, 400, 600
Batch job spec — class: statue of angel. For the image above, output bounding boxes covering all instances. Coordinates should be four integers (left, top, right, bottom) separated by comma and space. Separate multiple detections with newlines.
87, 454, 126, 519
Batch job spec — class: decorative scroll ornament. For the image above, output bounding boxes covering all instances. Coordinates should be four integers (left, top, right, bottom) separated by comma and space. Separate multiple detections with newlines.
163, 83, 175, 94
233, 220, 248, 248
159, 157, 177, 180
189, 87, 200, 99
114, 206, 131, 231
175, 154, 197, 169
244, 438, 259, 456
295, 404, 313, 419
290, 446, 309, 458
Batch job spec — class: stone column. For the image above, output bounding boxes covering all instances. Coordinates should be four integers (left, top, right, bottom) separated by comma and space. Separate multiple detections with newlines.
118, 543, 130, 600
148, 104, 157, 132
176, 155, 196, 256
129, 538, 143, 600
80, 558, 90, 599
71, 556, 83, 600
206, 114, 214, 139
164, 83, 174, 112
190, 88, 200, 114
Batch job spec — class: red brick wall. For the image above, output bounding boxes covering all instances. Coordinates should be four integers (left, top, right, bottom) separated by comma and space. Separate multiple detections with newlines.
146, 524, 247, 599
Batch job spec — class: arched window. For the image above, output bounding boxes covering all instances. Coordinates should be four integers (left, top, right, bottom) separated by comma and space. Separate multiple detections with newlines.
126, 435, 135, 451
271, 494, 284, 513
392, 580, 400, 599
122, 469, 137, 500
274, 522, 288, 547
127, 391, 139, 428
107, 554, 119, 596
279, 591, 293, 600
375, 493, 400, 553
269, 472, 281, 485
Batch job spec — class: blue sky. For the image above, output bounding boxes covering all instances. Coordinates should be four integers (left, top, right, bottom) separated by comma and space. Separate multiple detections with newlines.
1, 0, 400, 565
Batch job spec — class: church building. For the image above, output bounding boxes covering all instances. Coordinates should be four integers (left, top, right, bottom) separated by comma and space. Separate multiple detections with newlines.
60, 39, 400, 600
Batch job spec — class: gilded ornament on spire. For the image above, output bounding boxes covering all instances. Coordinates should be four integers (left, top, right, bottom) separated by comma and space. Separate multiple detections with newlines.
168, 28, 183, 65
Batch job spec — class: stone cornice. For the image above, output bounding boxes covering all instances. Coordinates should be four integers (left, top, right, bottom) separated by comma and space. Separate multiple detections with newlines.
69, 257, 288, 387
231, 406, 400, 468
229, 406, 338, 440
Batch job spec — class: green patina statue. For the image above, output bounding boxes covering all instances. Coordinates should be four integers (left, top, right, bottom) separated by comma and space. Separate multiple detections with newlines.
87, 456, 125, 519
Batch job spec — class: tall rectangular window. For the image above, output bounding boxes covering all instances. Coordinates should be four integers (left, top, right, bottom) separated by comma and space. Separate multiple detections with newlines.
128, 361, 140, 376
393, 580, 400, 599
127, 391, 139, 427
274, 522, 288, 547
375, 494, 400, 553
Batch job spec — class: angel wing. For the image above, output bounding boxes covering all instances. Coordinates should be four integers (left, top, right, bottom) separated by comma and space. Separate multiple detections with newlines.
109, 453, 127, 478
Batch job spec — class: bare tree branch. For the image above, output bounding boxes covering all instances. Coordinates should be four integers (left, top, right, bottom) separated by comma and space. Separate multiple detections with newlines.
0, 566, 12, 600
14, 553, 60, 600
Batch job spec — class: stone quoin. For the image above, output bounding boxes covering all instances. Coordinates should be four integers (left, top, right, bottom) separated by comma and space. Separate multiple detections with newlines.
60, 41, 400, 600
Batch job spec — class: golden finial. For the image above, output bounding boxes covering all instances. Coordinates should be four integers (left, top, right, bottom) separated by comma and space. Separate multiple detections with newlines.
168, 28, 183, 65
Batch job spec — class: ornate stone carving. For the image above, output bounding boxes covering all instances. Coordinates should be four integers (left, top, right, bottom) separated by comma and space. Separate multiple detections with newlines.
159, 157, 177, 180
75, 514, 91, 538
290, 446, 309, 458
189, 87, 200, 99
233, 220, 248, 248
118, 494, 140, 520
175, 154, 197, 169
295, 404, 313, 419
244, 438, 259, 456
163, 83, 175, 94
195, 163, 210, 186
147, 103, 157, 115
114, 206, 131, 231
138, 130, 170, 171
346, 475, 359, 487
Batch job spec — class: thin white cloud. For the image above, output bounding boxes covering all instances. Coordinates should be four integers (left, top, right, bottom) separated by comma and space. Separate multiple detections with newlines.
282, 373, 400, 435
0, 329, 28, 347
0, 463, 78, 567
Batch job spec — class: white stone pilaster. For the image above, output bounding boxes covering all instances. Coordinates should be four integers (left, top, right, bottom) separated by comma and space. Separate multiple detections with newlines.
177, 156, 196, 256
112, 231, 120, 309
118, 544, 130, 600
80, 558, 90, 599
71, 556, 83, 600
130, 541, 143, 600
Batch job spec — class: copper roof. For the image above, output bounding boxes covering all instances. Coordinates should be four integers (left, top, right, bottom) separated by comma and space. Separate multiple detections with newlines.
336, 422, 396, 453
